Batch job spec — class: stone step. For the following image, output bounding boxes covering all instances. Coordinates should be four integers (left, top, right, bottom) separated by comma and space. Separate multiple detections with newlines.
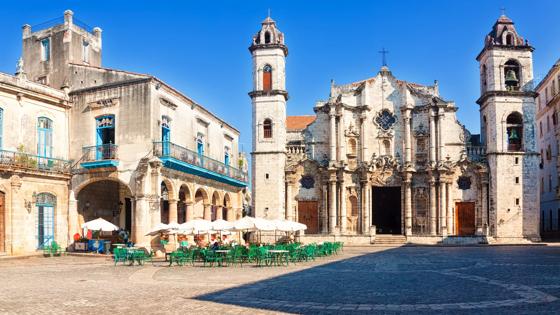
374, 235, 407, 245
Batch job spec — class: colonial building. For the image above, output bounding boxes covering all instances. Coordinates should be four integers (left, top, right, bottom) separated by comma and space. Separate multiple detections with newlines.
250, 15, 540, 243
536, 59, 560, 239
0, 10, 249, 256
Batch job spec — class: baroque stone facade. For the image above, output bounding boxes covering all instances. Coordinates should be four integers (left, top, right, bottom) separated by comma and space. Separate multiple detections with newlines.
250, 15, 540, 242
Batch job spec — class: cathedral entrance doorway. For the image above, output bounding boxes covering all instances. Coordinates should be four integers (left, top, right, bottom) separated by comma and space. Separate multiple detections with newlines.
455, 202, 475, 236
372, 187, 402, 234
298, 201, 318, 234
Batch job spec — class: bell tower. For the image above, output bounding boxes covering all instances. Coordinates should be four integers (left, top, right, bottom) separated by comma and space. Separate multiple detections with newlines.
249, 16, 288, 219
476, 14, 540, 240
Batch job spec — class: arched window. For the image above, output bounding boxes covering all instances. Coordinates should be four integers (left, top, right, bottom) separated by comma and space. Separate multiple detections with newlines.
383, 140, 391, 156
264, 31, 271, 44
504, 59, 521, 91
37, 117, 53, 160
263, 119, 272, 138
505, 33, 514, 45
506, 112, 523, 152
482, 115, 487, 145
263, 65, 272, 91
160, 182, 169, 224
348, 138, 357, 156
36, 192, 56, 248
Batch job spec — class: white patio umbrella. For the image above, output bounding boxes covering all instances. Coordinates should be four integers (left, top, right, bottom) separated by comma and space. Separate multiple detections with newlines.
81, 218, 119, 232
210, 219, 234, 231
231, 216, 258, 231
145, 222, 170, 236
272, 219, 294, 232
253, 217, 276, 231
180, 219, 212, 234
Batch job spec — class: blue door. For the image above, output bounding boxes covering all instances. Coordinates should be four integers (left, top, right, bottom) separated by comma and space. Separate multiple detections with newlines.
96, 115, 115, 160
162, 126, 170, 155
37, 117, 53, 166
36, 193, 55, 249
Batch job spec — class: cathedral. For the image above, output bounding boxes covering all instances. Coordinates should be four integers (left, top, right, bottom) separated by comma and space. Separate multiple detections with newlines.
250, 15, 540, 243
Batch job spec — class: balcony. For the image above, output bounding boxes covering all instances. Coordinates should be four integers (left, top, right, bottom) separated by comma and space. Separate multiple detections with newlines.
0, 149, 71, 174
80, 144, 119, 169
153, 141, 248, 187
466, 145, 486, 162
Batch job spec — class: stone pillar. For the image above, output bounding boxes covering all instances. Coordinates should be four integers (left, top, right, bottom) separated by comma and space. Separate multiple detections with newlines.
429, 179, 437, 236
429, 108, 437, 163
338, 109, 345, 161
328, 179, 337, 233
404, 178, 413, 236
9, 176, 22, 254
68, 191, 78, 243
321, 184, 328, 233
203, 204, 212, 221
360, 113, 368, 161
445, 182, 453, 235
439, 182, 447, 236
286, 180, 293, 221
481, 180, 489, 234
340, 179, 347, 234
216, 206, 223, 220
403, 108, 412, 164
168, 199, 178, 223
329, 109, 336, 161
185, 202, 193, 222
437, 109, 445, 161
133, 197, 150, 247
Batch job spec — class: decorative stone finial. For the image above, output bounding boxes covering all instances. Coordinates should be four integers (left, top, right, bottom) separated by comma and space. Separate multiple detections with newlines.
15, 57, 26, 79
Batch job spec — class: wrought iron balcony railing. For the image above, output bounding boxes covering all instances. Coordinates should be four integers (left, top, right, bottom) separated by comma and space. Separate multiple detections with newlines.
153, 141, 248, 184
82, 144, 118, 162
0, 149, 71, 174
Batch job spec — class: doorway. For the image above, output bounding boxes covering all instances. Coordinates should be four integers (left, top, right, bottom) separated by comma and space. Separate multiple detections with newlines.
455, 202, 475, 236
372, 187, 402, 234
298, 201, 319, 234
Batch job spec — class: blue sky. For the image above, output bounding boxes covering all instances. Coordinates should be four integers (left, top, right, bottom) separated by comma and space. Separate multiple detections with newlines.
0, 0, 559, 155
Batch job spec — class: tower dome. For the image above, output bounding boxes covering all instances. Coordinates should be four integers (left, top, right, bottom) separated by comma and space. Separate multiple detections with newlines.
249, 16, 288, 56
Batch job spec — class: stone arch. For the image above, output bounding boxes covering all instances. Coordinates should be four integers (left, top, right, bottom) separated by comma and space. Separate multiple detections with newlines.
210, 191, 222, 221
73, 176, 132, 197
194, 187, 209, 220
160, 178, 176, 200
177, 184, 192, 224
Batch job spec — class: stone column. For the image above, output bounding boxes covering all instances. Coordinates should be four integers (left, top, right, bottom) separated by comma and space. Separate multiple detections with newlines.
203, 204, 212, 221
438, 109, 445, 161
328, 179, 337, 233
429, 179, 437, 235
133, 197, 150, 247
168, 199, 178, 223
439, 182, 447, 236
9, 176, 22, 254
185, 202, 193, 222
481, 180, 489, 234
360, 113, 368, 161
68, 191, 78, 244
403, 108, 412, 164
445, 182, 453, 235
404, 178, 413, 236
362, 181, 371, 234
338, 109, 345, 161
216, 206, 223, 220
340, 179, 347, 234
329, 109, 336, 161
321, 184, 328, 233
286, 180, 293, 221
429, 108, 437, 164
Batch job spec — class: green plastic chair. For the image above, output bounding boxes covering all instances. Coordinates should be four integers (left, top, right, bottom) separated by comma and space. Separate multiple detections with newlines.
113, 248, 128, 265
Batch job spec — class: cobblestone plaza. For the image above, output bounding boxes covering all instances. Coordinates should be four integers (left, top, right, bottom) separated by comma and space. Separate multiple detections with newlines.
1, 245, 560, 314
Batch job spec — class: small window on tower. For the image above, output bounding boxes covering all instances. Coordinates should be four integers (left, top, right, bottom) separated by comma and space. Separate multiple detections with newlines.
82, 40, 89, 63
504, 60, 521, 91
41, 38, 50, 61
505, 33, 514, 45
506, 112, 523, 152
263, 119, 272, 138
264, 31, 271, 44
263, 65, 272, 91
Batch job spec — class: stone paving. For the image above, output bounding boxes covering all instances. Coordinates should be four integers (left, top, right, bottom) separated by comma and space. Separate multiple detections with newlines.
1, 245, 560, 314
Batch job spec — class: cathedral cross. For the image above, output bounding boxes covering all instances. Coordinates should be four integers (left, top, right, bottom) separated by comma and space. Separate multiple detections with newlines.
378, 48, 389, 67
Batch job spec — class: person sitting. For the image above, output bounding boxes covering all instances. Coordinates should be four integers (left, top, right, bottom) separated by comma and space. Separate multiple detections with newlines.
211, 240, 219, 250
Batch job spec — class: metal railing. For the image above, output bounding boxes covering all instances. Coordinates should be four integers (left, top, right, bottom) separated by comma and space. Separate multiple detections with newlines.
82, 144, 118, 162
466, 145, 486, 162
31, 16, 95, 33
153, 141, 248, 183
0, 149, 71, 174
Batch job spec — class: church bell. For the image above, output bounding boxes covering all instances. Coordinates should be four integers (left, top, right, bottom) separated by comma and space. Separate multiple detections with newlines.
505, 69, 519, 86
